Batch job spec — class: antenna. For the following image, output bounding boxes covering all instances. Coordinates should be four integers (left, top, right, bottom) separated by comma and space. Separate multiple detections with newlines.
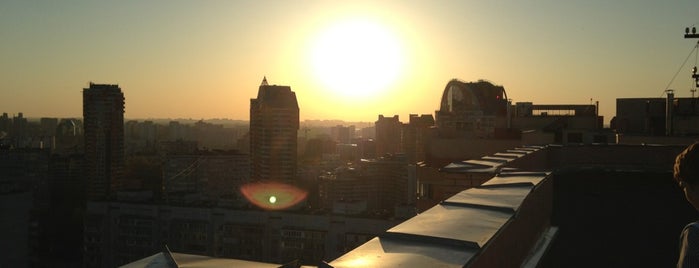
686, 27, 699, 88
686, 26, 699, 39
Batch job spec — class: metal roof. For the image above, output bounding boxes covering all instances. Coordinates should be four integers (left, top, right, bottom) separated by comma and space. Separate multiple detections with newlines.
480, 156, 512, 163
493, 152, 522, 159
480, 172, 550, 187
120, 252, 283, 268
442, 186, 534, 213
329, 236, 477, 268
441, 159, 502, 173
386, 204, 512, 248
328, 170, 551, 268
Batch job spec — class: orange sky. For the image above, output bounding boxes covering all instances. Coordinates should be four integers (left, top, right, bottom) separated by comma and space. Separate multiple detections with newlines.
1, 1, 699, 123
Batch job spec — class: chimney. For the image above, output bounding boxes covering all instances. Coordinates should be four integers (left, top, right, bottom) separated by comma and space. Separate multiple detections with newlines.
666, 90, 674, 136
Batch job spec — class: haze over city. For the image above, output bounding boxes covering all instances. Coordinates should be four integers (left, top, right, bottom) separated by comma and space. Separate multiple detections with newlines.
2, 1, 699, 122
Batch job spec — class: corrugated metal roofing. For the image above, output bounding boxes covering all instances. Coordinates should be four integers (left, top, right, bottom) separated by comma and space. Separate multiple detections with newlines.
480, 172, 550, 187
441, 159, 503, 173
329, 166, 551, 268
329, 236, 477, 268
386, 204, 512, 248
120, 252, 284, 268
443, 186, 533, 213
480, 156, 512, 163
463, 159, 504, 167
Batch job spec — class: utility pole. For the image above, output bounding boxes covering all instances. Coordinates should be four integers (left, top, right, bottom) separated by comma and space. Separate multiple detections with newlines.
685, 27, 699, 117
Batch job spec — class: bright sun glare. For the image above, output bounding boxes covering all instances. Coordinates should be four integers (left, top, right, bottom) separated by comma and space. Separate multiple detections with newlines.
309, 18, 405, 99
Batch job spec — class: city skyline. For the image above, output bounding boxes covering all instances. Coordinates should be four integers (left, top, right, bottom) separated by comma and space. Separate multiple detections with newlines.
2, 1, 699, 122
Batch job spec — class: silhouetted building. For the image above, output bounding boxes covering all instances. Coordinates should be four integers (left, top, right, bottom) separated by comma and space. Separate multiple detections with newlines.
359, 126, 375, 139
29, 152, 85, 267
510, 101, 604, 144
303, 137, 336, 161
436, 79, 508, 138
193, 120, 237, 150
83, 83, 125, 201
614, 95, 699, 137
84, 201, 399, 267
361, 154, 413, 215
0, 113, 10, 134
54, 118, 83, 154
159, 140, 198, 155
319, 154, 413, 216
331, 125, 354, 144
357, 139, 376, 160
167, 121, 193, 141
250, 77, 299, 182
125, 120, 158, 154
402, 114, 435, 163
427, 79, 607, 165
336, 144, 359, 162
11, 113, 29, 147
163, 150, 249, 206
318, 166, 367, 212
375, 115, 402, 156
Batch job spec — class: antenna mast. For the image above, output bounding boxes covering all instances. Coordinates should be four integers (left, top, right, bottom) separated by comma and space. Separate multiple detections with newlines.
685, 27, 699, 90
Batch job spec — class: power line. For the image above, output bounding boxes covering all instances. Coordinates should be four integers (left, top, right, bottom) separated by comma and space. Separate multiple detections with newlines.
661, 41, 699, 97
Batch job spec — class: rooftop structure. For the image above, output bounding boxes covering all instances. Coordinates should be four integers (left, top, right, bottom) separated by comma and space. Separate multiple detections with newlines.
122, 142, 695, 267
436, 79, 508, 139
614, 96, 699, 138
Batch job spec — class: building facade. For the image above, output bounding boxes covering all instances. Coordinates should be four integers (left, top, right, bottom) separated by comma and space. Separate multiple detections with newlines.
83, 83, 125, 201
163, 150, 250, 206
435, 79, 508, 139
83, 202, 398, 267
402, 114, 435, 163
375, 115, 402, 156
249, 77, 299, 182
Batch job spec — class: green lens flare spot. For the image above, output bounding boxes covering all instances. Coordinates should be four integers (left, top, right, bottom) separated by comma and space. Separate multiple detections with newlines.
240, 181, 308, 210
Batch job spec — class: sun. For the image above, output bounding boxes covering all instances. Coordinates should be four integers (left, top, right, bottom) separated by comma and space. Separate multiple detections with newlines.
308, 18, 405, 99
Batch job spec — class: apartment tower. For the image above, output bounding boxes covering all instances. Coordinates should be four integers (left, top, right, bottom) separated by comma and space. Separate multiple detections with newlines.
83, 83, 124, 201
250, 77, 299, 182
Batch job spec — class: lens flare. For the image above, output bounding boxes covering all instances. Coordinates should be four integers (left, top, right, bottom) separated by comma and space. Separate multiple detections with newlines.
240, 181, 307, 210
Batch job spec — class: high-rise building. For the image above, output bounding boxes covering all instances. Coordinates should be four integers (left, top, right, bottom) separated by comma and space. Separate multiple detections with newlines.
402, 114, 435, 163
11, 112, 28, 147
0, 113, 10, 134
375, 115, 402, 156
250, 77, 299, 182
83, 83, 125, 201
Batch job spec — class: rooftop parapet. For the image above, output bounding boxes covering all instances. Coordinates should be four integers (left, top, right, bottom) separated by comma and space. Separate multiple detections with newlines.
329, 171, 553, 268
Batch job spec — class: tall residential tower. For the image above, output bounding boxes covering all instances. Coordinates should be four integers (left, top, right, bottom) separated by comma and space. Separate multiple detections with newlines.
83, 83, 125, 201
250, 77, 299, 182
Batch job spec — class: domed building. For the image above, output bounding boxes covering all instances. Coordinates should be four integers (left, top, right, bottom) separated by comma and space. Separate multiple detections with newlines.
435, 79, 509, 138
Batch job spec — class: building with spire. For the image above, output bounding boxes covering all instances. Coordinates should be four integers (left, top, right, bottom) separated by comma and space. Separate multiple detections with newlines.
83, 83, 125, 201
250, 77, 299, 182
